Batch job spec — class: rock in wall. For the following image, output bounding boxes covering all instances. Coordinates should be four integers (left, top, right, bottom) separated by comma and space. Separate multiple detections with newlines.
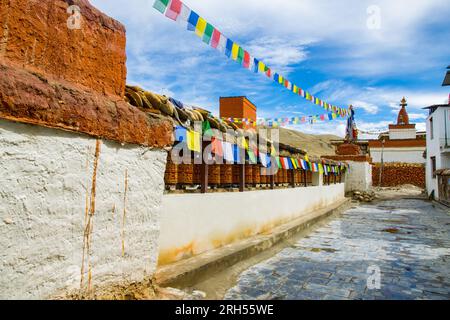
0, 0, 127, 97
372, 163, 425, 188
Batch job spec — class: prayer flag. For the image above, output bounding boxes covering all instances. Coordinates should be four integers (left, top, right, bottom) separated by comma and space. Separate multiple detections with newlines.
175, 126, 187, 142
211, 137, 223, 156
210, 29, 221, 48
231, 43, 239, 60
202, 23, 214, 44
243, 51, 250, 69
187, 130, 201, 152
217, 34, 227, 53
225, 39, 233, 57
237, 46, 244, 64
248, 149, 257, 164
187, 11, 199, 31
253, 58, 259, 73
165, 0, 182, 20
153, 0, 170, 14
195, 17, 207, 37
224, 142, 234, 163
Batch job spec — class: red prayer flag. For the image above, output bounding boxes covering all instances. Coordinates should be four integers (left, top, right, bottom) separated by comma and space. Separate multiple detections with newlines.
165, 0, 182, 21
211, 137, 223, 156
211, 29, 221, 48
243, 51, 250, 68
266, 68, 271, 78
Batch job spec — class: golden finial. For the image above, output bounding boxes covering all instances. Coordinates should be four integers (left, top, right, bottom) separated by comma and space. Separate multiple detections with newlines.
400, 97, 407, 107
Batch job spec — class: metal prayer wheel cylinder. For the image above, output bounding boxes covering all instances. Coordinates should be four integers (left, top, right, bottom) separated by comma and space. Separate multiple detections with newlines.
208, 164, 221, 185
193, 164, 201, 185
252, 165, 261, 186
220, 164, 233, 186
294, 170, 301, 184
306, 171, 312, 185
178, 163, 194, 185
245, 164, 254, 185
260, 168, 267, 185
164, 156, 178, 186
282, 169, 288, 184
275, 168, 282, 184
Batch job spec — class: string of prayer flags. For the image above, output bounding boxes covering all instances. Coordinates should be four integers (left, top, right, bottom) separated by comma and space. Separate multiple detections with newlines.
153, 0, 350, 118
173, 126, 348, 173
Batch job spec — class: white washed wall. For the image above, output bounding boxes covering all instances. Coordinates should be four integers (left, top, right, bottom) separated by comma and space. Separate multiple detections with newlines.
0, 119, 167, 299
159, 183, 345, 265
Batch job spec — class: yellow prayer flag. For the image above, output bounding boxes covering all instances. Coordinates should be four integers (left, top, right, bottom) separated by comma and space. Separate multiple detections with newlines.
258, 61, 265, 73
195, 17, 207, 37
187, 130, 201, 152
305, 154, 309, 162
319, 164, 324, 174
231, 43, 239, 60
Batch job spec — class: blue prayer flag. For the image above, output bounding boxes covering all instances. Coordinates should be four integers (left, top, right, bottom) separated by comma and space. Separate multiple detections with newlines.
187, 11, 199, 31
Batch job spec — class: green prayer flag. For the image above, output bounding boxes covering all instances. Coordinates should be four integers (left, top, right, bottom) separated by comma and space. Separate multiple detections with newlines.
202, 121, 213, 137
276, 157, 282, 169
203, 23, 214, 44
237, 46, 244, 64
153, 0, 170, 14
247, 149, 257, 164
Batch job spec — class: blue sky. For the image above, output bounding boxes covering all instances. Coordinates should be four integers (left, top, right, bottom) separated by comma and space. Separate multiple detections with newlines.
90, 0, 450, 137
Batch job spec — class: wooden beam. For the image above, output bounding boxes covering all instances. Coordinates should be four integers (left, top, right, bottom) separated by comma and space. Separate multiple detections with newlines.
239, 163, 245, 192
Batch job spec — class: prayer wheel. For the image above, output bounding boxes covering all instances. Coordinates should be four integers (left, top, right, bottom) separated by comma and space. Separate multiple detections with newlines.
208, 164, 221, 185
193, 164, 201, 185
178, 163, 194, 185
220, 164, 233, 186
260, 168, 267, 185
245, 164, 254, 186
294, 170, 301, 185
252, 165, 261, 186
275, 168, 282, 185
282, 169, 288, 184
164, 156, 178, 186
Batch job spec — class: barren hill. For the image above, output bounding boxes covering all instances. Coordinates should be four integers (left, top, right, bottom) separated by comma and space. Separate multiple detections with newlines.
272, 127, 341, 157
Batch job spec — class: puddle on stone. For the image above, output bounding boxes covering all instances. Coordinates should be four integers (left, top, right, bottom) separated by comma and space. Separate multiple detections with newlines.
382, 228, 399, 234
310, 247, 338, 253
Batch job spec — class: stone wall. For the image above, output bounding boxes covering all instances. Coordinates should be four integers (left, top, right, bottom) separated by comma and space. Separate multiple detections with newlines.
0, 0, 127, 96
0, 119, 167, 299
372, 163, 425, 188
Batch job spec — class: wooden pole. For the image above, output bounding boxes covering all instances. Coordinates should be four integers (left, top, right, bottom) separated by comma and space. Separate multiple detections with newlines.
239, 163, 245, 192
200, 142, 208, 194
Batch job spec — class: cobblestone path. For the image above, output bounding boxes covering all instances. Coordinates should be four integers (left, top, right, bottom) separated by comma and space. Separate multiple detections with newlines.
225, 199, 450, 300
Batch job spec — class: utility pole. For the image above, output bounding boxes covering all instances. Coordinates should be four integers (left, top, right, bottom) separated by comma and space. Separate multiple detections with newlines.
379, 138, 385, 187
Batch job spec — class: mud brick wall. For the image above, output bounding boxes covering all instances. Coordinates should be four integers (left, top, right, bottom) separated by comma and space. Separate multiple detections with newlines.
0, 0, 127, 97
372, 163, 425, 188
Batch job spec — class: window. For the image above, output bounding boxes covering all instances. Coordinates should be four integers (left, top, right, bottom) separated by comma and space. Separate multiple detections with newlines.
431, 156, 436, 178
430, 117, 434, 140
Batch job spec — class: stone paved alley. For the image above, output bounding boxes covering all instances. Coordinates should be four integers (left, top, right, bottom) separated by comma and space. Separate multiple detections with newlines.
225, 199, 450, 300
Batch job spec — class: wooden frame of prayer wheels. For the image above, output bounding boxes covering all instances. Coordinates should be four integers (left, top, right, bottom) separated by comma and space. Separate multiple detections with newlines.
220, 164, 233, 186
245, 164, 254, 186
252, 165, 261, 186
232, 164, 242, 185
208, 164, 221, 186
178, 163, 194, 185
164, 156, 178, 187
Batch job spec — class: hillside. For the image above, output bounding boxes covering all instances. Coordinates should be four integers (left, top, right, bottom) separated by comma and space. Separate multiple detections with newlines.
275, 127, 341, 157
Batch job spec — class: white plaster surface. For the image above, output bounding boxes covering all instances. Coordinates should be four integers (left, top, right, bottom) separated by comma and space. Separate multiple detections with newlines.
159, 183, 345, 264
0, 119, 167, 299
371, 147, 426, 164
344, 161, 372, 192
389, 128, 417, 140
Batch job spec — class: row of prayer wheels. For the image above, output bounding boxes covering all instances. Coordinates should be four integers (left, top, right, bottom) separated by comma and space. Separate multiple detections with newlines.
164, 156, 315, 189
